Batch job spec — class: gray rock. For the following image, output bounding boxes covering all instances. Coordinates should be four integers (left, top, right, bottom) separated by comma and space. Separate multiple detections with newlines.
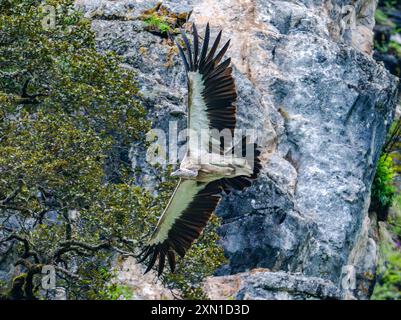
203, 269, 340, 300
237, 270, 341, 300
82, 0, 398, 299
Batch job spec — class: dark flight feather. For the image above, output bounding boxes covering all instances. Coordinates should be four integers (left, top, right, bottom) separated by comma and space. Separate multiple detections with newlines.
193, 23, 199, 69
173, 38, 190, 72
202, 30, 222, 69
199, 23, 210, 67
181, 30, 193, 71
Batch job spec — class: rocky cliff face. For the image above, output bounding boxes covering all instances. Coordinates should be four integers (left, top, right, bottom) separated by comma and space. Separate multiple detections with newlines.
75, 0, 399, 299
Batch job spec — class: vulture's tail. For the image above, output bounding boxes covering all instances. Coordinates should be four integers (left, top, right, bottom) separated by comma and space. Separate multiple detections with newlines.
218, 136, 262, 193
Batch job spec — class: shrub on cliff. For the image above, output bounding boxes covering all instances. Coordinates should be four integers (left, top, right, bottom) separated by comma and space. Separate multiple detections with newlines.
372, 195, 401, 300
370, 155, 396, 220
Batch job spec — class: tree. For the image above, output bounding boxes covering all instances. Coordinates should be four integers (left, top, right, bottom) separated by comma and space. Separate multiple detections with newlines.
0, 0, 225, 299
0, 0, 153, 299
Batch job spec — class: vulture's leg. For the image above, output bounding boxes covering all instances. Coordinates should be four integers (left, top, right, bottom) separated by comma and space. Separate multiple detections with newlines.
205, 154, 254, 178
199, 163, 234, 176
171, 154, 201, 179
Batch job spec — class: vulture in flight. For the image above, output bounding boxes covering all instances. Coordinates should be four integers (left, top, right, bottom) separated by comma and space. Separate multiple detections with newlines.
137, 23, 262, 276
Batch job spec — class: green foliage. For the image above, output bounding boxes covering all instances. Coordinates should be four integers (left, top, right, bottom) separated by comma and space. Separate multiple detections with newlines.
380, 0, 400, 9
144, 13, 172, 34
140, 2, 188, 37
0, 0, 225, 300
371, 119, 401, 299
372, 247, 401, 300
374, 1, 401, 74
375, 8, 394, 26
101, 284, 133, 300
388, 41, 401, 57
0, 279, 7, 297
83, 267, 133, 300
372, 119, 401, 217
390, 200, 401, 237
375, 40, 401, 57
371, 155, 396, 215
372, 197, 401, 300
0, 0, 151, 299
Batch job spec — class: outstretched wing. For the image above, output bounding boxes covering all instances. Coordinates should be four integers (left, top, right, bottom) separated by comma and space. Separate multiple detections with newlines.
138, 139, 262, 276
137, 179, 222, 276
173, 23, 237, 153
138, 24, 262, 276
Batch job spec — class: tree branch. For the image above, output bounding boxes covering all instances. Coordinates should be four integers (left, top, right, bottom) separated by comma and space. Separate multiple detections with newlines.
54, 266, 81, 280
53, 240, 112, 261
0, 234, 40, 263
0, 179, 23, 205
